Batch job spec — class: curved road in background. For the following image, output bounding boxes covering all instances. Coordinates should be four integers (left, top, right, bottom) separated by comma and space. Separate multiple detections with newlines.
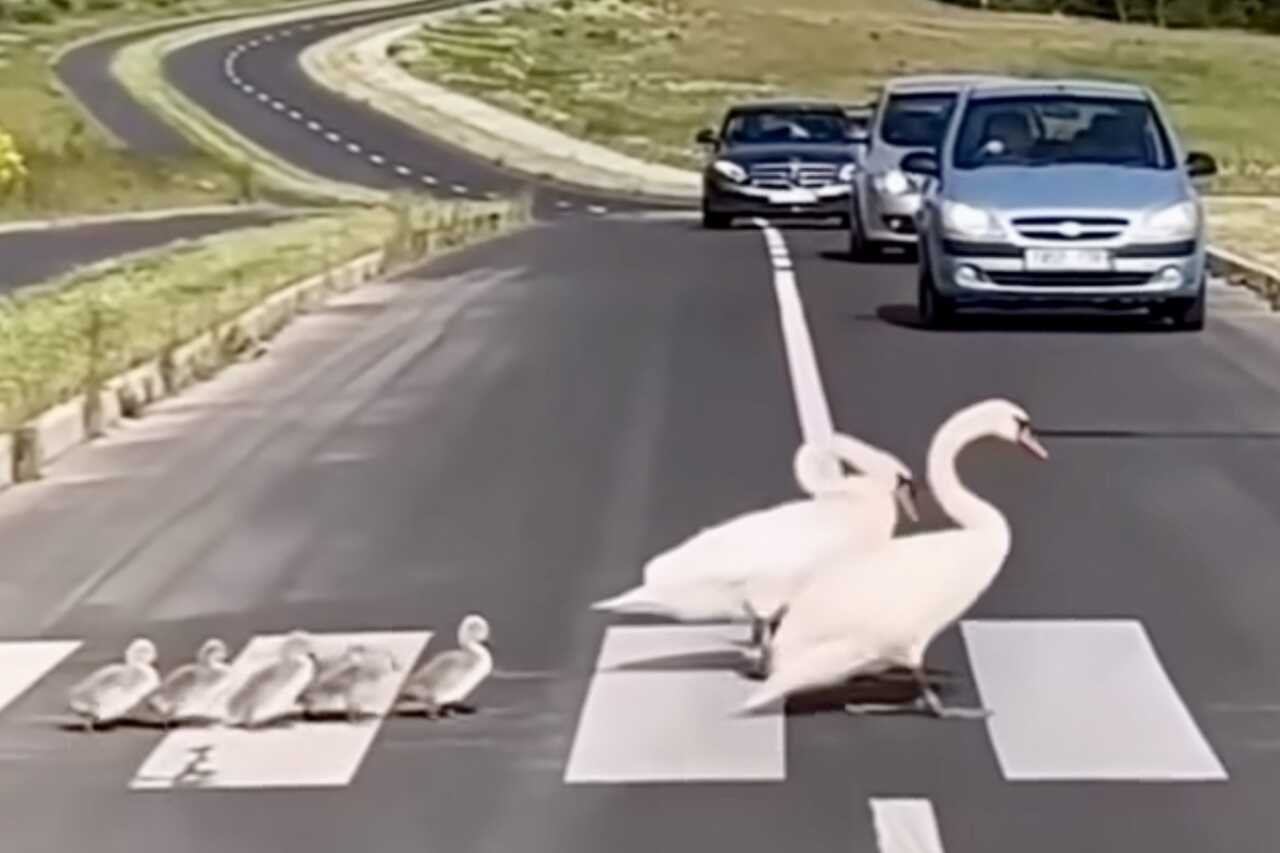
2, 3, 1280, 852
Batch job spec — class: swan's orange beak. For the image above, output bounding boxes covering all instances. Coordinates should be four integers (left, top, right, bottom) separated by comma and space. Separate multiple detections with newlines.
1018, 423, 1049, 460
895, 476, 920, 522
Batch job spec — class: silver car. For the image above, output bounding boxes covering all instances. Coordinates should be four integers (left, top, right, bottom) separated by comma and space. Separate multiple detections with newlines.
849, 75, 1013, 258
906, 78, 1217, 329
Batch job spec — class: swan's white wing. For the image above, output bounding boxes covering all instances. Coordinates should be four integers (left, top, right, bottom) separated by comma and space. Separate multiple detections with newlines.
642, 491, 895, 589
771, 528, 1010, 668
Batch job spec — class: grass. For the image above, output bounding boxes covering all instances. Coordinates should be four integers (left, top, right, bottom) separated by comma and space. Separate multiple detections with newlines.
394, 0, 1280, 193
0, 0, 321, 220
0, 196, 526, 429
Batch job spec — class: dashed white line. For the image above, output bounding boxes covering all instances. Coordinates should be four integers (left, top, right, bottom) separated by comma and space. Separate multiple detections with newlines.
451, 184, 468, 195
587, 204, 608, 215
241, 84, 255, 94
307, 121, 322, 132
247, 38, 259, 47
556, 200, 573, 209
484, 191, 499, 200
271, 101, 286, 112
420, 175, 439, 186
369, 154, 386, 166
346, 142, 362, 154
280, 28, 292, 36
871, 799, 946, 853
288, 110, 302, 121
394, 165, 411, 176
325, 132, 341, 143
262, 33, 275, 42
256, 93, 270, 103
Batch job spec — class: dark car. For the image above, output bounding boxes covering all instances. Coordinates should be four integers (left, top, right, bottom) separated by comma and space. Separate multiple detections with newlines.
695, 101, 867, 229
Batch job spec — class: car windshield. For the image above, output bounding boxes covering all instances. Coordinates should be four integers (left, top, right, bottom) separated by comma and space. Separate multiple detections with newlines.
878, 93, 957, 147
721, 110, 849, 145
953, 95, 1175, 170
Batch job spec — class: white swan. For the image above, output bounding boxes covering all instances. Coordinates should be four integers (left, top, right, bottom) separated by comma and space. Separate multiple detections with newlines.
68, 638, 161, 731
147, 638, 232, 727
740, 399, 1048, 716
398, 614, 493, 718
223, 631, 317, 728
591, 432, 917, 661
300, 643, 399, 721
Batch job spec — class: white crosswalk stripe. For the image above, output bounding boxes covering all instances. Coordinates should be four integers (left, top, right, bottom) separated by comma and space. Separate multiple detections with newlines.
0, 641, 82, 714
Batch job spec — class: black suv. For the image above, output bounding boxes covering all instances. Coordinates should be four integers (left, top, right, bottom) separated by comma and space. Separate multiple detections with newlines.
696, 101, 868, 229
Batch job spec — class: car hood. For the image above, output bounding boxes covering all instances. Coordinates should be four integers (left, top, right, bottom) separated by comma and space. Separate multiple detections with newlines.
945, 165, 1188, 213
716, 144, 858, 166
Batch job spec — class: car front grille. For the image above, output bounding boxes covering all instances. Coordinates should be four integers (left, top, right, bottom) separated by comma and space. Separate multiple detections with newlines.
1010, 216, 1129, 242
748, 162, 839, 189
985, 271, 1155, 288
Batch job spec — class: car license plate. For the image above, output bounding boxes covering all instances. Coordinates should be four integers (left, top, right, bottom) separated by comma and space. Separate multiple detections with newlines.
768, 189, 817, 205
1025, 248, 1111, 271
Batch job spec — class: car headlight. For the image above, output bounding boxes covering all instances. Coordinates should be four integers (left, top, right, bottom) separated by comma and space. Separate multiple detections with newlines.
837, 163, 857, 183
1137, 201, 1199, 241
941, 200, 1004, 240
874, 169, 912, 196
712, 160, 748, 184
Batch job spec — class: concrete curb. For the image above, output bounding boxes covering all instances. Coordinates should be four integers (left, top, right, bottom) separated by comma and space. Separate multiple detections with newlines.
2, 201, 528, 491
0, 203, 295, 236
299, 1, 702, 203
1208, 247, 1280, 309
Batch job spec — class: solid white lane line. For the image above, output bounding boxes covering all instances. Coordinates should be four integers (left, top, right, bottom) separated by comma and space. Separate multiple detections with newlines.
0, 641, 82, 713
751, 220, 836, 449
564, 626, 784, 784
394, 165, 411, 176
870, 799, 946, 853
961, 619, 1228, 781
131, 631, 430, 790
369, 154, 385, 166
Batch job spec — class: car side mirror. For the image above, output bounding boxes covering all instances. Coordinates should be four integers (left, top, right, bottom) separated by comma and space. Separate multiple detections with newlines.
1186, 151, 1217, 179
695, 128, 718, 147
900, 151, 940, 178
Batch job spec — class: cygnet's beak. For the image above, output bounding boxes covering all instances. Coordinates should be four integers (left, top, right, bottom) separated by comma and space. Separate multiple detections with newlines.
1017, 420, 1049, 460
894, 475, 920, 523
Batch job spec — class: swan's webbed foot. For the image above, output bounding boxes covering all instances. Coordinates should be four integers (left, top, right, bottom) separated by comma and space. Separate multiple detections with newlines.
843, 701, 918, 716
914, 667, 992, 720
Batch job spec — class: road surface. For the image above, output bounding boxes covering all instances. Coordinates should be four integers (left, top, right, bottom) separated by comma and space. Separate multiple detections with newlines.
4, 4, 1280, 852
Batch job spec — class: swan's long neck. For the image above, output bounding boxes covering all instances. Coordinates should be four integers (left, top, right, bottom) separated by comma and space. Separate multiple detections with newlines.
927, 416, 1007, 533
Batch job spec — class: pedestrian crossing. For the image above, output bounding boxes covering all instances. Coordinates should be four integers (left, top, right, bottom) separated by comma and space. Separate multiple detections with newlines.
0, 618, 1231, 791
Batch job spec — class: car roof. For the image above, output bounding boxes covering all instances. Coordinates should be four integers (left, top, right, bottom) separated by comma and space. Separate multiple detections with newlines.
726, 99, 849, 114
966, 78, 1151, 101
883, 74, 1017, 95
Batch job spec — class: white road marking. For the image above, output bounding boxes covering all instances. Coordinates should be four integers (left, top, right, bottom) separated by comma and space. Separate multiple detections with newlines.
587, 204, 608, 215
420, 175, 439, 186
751, 220, 836, 452
0, 641, 82, 713
247, 38, 259, 47
280, 28, 292, 36
451, 184, 468, 194
326, 132, 341, 143
556, 200, 572, 209
256, 93, 270, 103
131, 631, 430, 790
288, 110, 302, 120
307, 121, 322, 132
241, 84, 255, 94
870, 799, 946, 853
961, 619, 1228, 781
347, 142, 362, 154
262, 33, 275, 42
564, 626, 784, 783
369, 154, 385, 166
394, 165, 412, 176
271, 101, 285, 112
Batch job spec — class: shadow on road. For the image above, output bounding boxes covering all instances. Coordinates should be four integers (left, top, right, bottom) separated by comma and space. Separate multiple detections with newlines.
874, 303, 1190, 334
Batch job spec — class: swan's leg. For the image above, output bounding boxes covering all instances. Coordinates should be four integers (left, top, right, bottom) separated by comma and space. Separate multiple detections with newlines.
843, 702, 917, 715
913, 667, 992, 720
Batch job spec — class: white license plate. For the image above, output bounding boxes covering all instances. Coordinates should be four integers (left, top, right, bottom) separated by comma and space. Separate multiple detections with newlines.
1025, 248, 1111, 271
768, 189, 817, 205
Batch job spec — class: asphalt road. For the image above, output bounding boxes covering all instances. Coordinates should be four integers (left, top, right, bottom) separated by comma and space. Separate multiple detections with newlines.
0, 210, 284, 294
6, 2, 1280, 852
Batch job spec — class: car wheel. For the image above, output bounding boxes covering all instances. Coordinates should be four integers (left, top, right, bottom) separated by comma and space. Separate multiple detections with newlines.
702, 206, 732, 229
917, 255, 954, 328
848, 206, 876, 260
1164, 287, 1206, 332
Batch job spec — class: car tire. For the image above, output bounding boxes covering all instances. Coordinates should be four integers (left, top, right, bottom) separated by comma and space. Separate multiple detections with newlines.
917, 254, 955, 328
702, 206, 732, 230
1164, 286, 1206, 332
848, 205, 876, 261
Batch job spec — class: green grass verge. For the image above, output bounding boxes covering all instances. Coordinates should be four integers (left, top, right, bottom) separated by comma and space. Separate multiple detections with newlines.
0, 197, 525, 430
394, 0, 1280, 193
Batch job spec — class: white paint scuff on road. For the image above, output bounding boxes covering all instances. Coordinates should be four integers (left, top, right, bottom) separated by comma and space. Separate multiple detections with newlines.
751, 220, 836, 470
564, 626, 784, 783
131, 631, 430, 790
961, 619, 1228, 781
0, 641, 82, 714
870, 799, 947, 853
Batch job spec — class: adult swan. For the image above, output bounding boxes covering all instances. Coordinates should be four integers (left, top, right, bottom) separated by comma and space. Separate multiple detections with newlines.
591, 432, 918, 669
740, 399, 1048, 715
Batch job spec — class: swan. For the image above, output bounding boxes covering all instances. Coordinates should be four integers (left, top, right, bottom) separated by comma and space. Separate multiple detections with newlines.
68, 638, 161, 731
146, 638, 232, 727
590, 432, 917, 664
740, 399, 1048, 716
223, 631, 317, 728
300, 643, 400, 721
398, 614, 493, 719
